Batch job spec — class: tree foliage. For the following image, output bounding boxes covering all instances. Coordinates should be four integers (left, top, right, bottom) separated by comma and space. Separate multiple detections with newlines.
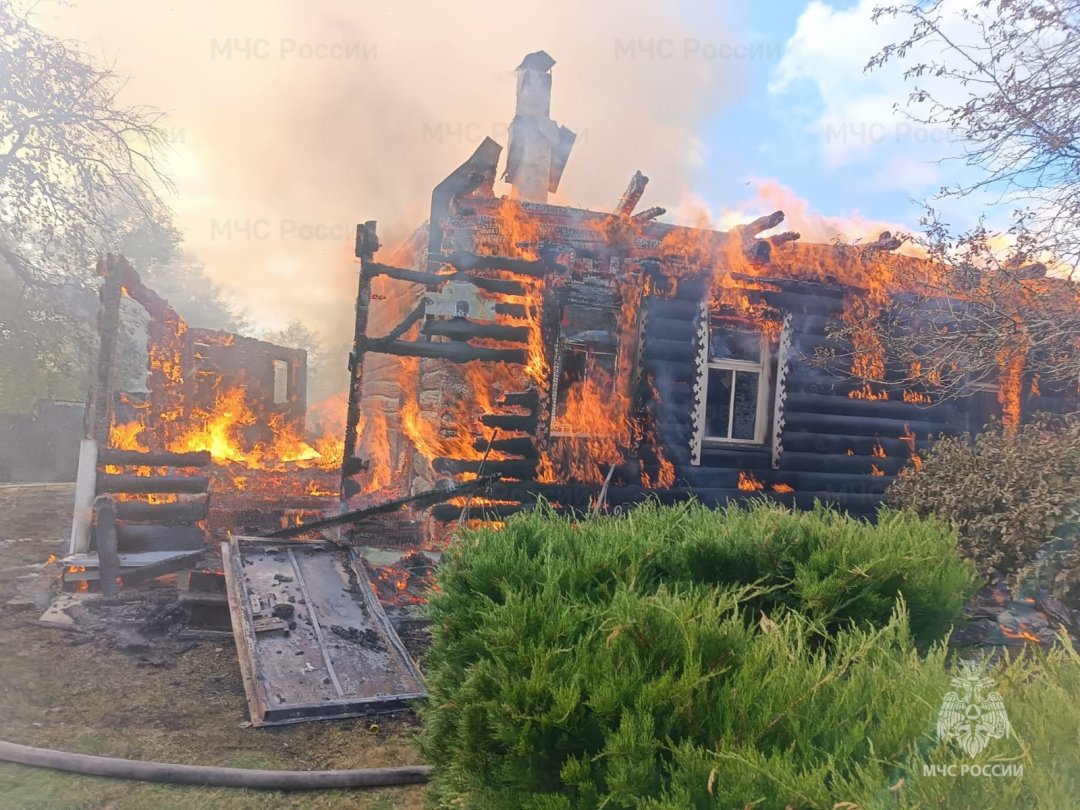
870, 0, 1080, 275
0, 2, 171, 286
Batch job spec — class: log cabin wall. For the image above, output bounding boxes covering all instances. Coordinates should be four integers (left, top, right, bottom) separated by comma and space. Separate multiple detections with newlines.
348, 156, 1078, 527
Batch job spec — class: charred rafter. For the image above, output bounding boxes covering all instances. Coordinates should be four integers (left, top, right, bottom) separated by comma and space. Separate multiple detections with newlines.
364, 262, 527, 296
421, 319, 530, 343
615, 170, 649, 218
358, 335, 527, 364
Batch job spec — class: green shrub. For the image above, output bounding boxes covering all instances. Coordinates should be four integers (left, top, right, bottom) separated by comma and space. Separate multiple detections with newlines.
420, 501, 995, 808
887, 416, 1080, 604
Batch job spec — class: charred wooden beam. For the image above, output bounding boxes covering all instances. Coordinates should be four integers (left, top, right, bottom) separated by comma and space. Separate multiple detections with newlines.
93, 496, 120, 597
496, 302, 527, 319
430, 502, 532, 522
730, 272, 848, 299
740, 210, 785, 264
642, 337, 696, 363
631, 206, 666, 222
768, 231, 801, 248
782, 411, 952, 438
115, 524, 206, 553
421, 319, 531, 343
382, 301, 427, 342
119, 550, 202, 587
262, 475, 500, 539
862, 231, 902, 253
443, 249, 548, 278
97, 448, 212, 468
360, 336, 527, 364
646, 299, 700, 321
784, 393, 957, 422
615, 170, 648, 218
90, 258, 124, 444
779, 452, 909, 476
480, 412, 539, 432
642, 357, 697, 384
432, 457, 538, 478
115, 495, 209, 524
97, 473, 210, 495
471, 436, 538, 457
364, 263, 527, 296
781, 431, 931, 457
498, 390, 540, 411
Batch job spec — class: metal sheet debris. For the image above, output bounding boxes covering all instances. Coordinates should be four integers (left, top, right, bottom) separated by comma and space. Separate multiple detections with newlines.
222, 536, 426, 727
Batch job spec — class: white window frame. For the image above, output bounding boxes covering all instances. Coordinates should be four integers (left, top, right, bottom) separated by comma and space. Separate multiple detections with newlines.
696, 325, 771, 447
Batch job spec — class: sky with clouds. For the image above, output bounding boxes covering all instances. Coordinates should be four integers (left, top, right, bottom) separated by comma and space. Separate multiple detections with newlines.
32, 0, 992, 337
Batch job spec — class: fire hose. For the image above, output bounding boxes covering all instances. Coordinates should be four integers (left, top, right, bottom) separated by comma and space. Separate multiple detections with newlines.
0, 739, 432, 790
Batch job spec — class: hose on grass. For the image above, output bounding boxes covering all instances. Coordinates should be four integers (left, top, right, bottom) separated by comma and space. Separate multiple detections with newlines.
0, 739, 433, 790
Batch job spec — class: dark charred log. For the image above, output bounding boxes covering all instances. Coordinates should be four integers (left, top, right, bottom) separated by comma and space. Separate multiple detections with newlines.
422, 319, 531, 343
498, 391, 540, 411
93, 496, 120, 598
862, 231, 902, 253
360, 337, 527, 365
631, 206, 666, 222
115, 524, 206, 553
97, 448, 212, 468
480, 412, 539, 432
782, 411, 951, 438
615, 170, 649, 218
471, 436, 538, 457
114, 496, 210, 524
443, 249, 548, 278
768, 231, 801, 248
432, 457, 539, 479
97, 474, 210, 494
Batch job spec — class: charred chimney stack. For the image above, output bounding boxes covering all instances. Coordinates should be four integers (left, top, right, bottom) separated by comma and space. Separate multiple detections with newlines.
503, 51, 576, 203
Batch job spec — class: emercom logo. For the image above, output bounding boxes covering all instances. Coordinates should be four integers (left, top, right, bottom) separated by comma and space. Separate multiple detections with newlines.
922, 659, 1023, 778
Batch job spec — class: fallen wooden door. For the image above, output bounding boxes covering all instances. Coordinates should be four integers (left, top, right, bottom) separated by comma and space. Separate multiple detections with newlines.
222, 537, 426, 726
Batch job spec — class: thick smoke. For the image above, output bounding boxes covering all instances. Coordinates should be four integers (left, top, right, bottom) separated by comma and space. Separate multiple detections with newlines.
39, 0, 749, 347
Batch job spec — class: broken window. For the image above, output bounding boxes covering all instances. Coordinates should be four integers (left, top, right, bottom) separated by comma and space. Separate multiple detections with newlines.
551, 338, 618, 431
700, 324, 770, 444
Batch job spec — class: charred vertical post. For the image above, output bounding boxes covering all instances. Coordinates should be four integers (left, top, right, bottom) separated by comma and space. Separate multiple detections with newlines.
341, 221, 380, 499
93, 495, 120, 598
90, 256, 124, 444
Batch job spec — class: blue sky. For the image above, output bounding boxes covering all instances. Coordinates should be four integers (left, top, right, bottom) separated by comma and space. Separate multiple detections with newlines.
681, 0, 987, 237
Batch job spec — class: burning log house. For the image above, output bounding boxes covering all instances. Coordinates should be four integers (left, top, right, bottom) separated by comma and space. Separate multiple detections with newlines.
56, 51, 1080, 718
340, 51, 1078, 532
65, 50, 1078, 580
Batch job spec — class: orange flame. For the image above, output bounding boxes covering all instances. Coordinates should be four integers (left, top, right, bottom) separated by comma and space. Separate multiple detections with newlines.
738, 471, 765, 491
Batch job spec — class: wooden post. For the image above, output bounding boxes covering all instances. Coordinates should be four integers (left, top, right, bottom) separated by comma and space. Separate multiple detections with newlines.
341, 221, 379, 500
94, 495, 120, 597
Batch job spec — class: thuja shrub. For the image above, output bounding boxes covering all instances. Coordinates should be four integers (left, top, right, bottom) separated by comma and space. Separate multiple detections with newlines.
419, 501, 982, 808
888, 416, 1080, 602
